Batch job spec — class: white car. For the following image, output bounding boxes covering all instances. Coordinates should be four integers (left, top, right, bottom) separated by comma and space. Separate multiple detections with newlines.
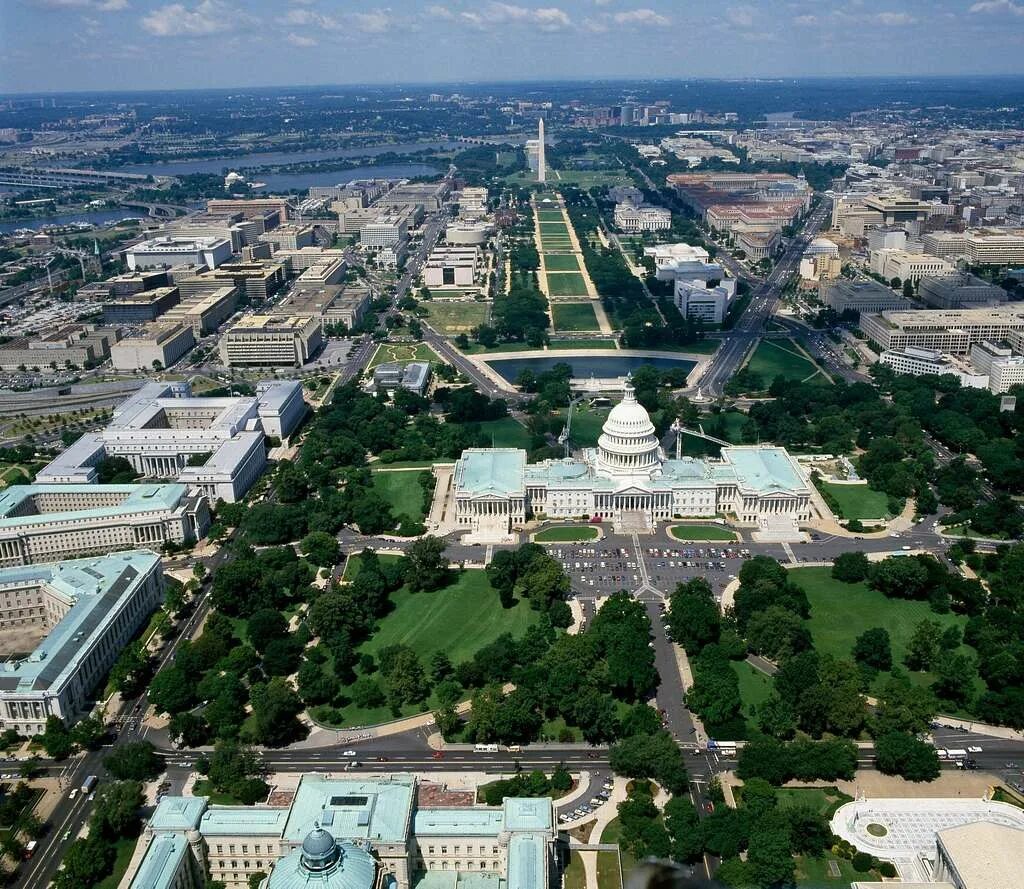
967, 746, 983, 754
342, 750, 358, 757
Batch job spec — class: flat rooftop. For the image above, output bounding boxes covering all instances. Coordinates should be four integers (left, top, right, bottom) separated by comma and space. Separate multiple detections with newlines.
0, 483, 189, 528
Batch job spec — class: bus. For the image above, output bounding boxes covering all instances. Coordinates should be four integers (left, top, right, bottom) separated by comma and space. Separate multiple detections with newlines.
707, 741, 738, 755
474, 744, 499, 753
81, 775, 98, 794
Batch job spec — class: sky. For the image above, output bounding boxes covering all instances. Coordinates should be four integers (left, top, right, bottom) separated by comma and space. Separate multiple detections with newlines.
2, 0, 1024, 94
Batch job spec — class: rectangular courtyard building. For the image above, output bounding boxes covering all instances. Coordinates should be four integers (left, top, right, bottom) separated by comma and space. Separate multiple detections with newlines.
453, 383, 811, 538
122, 775, 556, 889
0, 550, 164, 735
0, 483, 209, 567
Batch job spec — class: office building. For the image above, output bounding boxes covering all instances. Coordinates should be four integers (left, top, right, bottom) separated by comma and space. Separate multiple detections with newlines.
273, 285, 371, 330
0, 324, 119, 371
453, 383, 812, 540
126, 237, 233, 273
799, 254, 843, 282
423, 246, 479, 288
736, 229, 781, 260
822, 279, 913, 315
921, 231, 968, 259
674, 279, 734, 324
458, 187, 488, 217
0, 483, 210, 568
122, 776, 556, 889
100, 286, 181, 324
373, 361, 431, 396
932, 822, 1024, 888
645, 243, 712, 279
642, 243, 735, 324
0, 551, 164, 736
109, 322, 196, 371
206, 197, 291, 227
360, 213, 408, 248
919, 273, 1007, 309
160, 286, 239, 337
260, 224, 315, 252
879, 346, 987, 388
219, 315, 323, 367
78, 270, 171, 301
37, 381, 304, 501
273, 247, 348, 273
969, 341, 1024, 393
174, 262, 286, 306
866, 227, 908, 253
860, 307, 1024, 352
870, 249, 956, 283
613, 201, 671, 232
963, 229, 1024, 265
379, 181, 449, 211
294, 257, 346, 287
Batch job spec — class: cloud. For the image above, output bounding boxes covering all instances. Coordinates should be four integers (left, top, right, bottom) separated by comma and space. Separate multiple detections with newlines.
30, 0, 128, 8
612, 8, 670, 26
141, 1, 249, 36
352, 10, 392, 32
970, 0, 1024, 13
793, 13, 817, 25
726, 5, 756, 27
286, 32, 317, 46
427, 4, 456, 18
874, 11, 915, 25
280, 6, 339, 28
458, 2, 571, 30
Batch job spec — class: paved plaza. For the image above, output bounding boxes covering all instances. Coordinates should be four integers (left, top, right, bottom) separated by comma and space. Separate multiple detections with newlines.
830, 798, 1024, 882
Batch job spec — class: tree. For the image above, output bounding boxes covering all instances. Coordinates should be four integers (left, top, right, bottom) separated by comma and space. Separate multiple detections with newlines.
667, 578, 721, 654
300, 531, 341, 568
246, 608, 288, 654
874, 731, 941, 781
757, 695, 797, 740
905, 618, 943, 671
104, 741, 162, 781
247, 678, 307, 747
609, 729, 689, 794
207, 739, 263, 793
148, 665, 198, 714
108, 640, 151, 697
91, 780, 144, 839
53, 837, 116, 889
872, 674, 937, 736
350, 676, 386, 709
745, 605, 812, 661
832, 551, 870, 583
748, 822, 796, 888
70, 715, 106, 750
40, 716, 73, 759
404, 536, 450, 592
377, 645, 430, 710
870, 557, 929, 600
853, 627, 893, 671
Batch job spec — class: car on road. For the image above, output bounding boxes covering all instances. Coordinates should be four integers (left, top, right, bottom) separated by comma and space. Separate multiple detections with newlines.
432, 751, 445, 760
967, 746, 983, 753
342, 750, 357, 757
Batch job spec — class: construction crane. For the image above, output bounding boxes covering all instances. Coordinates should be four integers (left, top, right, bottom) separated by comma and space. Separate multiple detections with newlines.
558, 396, 585, 458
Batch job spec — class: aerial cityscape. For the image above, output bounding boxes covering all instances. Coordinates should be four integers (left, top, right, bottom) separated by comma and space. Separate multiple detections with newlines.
1, 4, 1024, 889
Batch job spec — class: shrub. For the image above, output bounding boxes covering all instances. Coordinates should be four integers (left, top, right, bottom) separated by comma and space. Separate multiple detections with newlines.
879, 861, 897, 878
852, 851, 873, 873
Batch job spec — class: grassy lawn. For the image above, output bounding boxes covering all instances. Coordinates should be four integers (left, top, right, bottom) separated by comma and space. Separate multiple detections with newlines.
773, 786, 853, 817
554, 169, 633, 188
600, 818, 633, 889
790, 567, 979, 697
361, 568, 542, 664
546, 273, 589, 297
597, 851, 623, 889
818, 481, 893, 520
536, 210, 565, 222
557, 406, 609, 448
539, 221, 570, 235
192, 779, 251, 805
543, 254, 583, 271
367, 342, 440, 369
564, 852, 587, 889
475, 417, 532, 448
551, 302, 600, 331
746, 338, 829, 386
672, 339, 721, 355
548, 339, 617, 350
96, 836, 140, 889
733, 659, 773, 720
372, 470, 428, 522
424, 301, 489, 334
459, 341, 538, 355
534, 525, 601, 542
795, 854, 860, 888
668, 524, 738, 541
341, 552, 403, 582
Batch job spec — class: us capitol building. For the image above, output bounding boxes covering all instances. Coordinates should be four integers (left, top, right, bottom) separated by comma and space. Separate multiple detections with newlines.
453, 382, 812, 539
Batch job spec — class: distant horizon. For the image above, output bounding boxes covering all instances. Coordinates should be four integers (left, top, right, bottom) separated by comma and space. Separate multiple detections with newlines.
3, 0, 1024, 94
4, 73, 1024, 100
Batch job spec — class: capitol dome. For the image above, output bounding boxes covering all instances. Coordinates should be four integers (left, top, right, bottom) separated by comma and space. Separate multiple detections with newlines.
267, 825, 377, 889
301, 825, 339, 870
596, 381, 662, 476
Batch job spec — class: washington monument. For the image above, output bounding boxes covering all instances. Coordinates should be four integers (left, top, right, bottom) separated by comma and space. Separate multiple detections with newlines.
537, 117, 546, 183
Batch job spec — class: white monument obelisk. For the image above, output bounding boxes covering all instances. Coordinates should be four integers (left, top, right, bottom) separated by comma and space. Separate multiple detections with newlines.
537, 117, 546, 183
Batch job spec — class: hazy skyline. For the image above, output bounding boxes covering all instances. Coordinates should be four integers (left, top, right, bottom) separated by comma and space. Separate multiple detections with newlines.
2, 0, 1024, 94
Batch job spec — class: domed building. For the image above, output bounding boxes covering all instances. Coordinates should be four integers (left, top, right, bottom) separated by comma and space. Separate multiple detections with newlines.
453, 380, 812, 539
262, 825, 376, 889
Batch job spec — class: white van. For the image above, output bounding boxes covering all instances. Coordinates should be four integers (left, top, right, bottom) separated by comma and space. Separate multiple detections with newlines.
474, 743, 499, 753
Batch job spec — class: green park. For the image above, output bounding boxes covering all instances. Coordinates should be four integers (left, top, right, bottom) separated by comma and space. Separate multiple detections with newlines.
551, 302, 600, 331
546, 272, 590, 296
533, 525, 601, 542
668, 524, 738, 541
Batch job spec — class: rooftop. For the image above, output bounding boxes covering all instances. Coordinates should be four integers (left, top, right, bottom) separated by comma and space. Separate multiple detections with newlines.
128, 835, 190, 889
936, 821, 1024, 889
455, 449, 527, 498
0, 551, 161, 695
0, 483, 190, 528
282, 775, 415, 845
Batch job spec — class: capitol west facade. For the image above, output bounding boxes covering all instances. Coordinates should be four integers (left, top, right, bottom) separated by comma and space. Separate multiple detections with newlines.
453, 383, 812, 537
